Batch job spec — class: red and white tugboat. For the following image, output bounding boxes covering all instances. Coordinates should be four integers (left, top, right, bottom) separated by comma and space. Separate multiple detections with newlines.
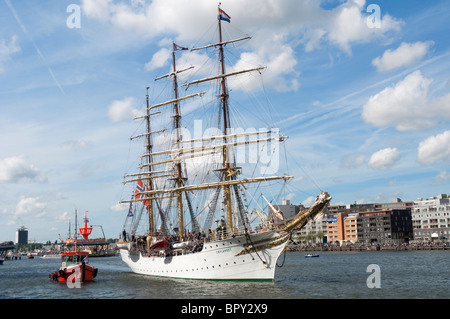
49, 251, 98, 283
50, 210, 98, 283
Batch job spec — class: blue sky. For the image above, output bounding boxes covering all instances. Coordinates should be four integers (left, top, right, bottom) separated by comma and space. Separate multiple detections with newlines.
1, 0, 449, 242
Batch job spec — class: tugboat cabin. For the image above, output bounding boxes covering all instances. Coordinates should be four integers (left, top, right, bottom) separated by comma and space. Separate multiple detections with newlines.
61, 251, 89, 267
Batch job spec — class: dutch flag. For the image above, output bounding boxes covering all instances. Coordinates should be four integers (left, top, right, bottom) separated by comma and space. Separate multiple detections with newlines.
173, 43, 188, 51
218, 9, 231, 23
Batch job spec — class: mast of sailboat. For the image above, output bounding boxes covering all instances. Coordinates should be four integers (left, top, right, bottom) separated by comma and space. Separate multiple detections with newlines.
171, 41, 185, 237
145, 87, 155, 234
180, 4, 267, 230
74, 209, 77, 252
218, 2, 234, 230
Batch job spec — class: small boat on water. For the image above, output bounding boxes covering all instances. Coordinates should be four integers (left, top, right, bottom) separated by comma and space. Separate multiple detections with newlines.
41, 254, 61, 259
49, 251, 97, 283
305, 253, 319, 258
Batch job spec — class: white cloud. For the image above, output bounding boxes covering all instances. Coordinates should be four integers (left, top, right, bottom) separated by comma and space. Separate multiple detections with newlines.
81, 0, 113, 22
368, 148, 400, 170
111, 202, 128, 212
302, 196, 316, 207
2, 197, 47, 226
283, 193, 297, 202
291, 176, 305, 183
0, 156, 47, 183
327, 1, 402, 54
0, 35, 20, 72
108, 97, 140, 122
145, 47, 171, 71
64, 139, 91, 150
15, 197, 46, 216
229, 41, 299, 92
362, 71, 450, 131
372, 41, 434, 72
417, 130, 450, 165
434, 170, 450, 183
56, 212, 73, 223
340, 154, 366, 168
81, 0, 402, 92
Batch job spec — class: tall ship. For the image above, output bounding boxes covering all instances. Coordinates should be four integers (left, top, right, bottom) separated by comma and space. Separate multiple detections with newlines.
116, 4, 331, 281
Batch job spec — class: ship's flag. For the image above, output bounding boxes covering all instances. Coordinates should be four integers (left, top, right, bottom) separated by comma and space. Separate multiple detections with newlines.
135, 179, 150, 209
135, 179, 145, 199
173, 43, 188, 51
218, 9, 231, 23
127, 195, 134, 217
143, 185, 150, 210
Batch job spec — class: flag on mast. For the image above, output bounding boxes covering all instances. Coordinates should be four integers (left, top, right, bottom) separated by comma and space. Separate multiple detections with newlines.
173, 43, 188, 51
135, 179, 150, 209
218, 9, 231, 23
127, 195, 134, 217
135, 179, 145, 199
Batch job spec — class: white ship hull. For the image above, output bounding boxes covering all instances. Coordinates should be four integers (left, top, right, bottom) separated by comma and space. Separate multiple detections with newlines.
119, 230, 290, 281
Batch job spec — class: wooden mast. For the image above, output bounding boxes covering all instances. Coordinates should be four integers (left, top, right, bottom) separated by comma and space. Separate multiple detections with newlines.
171, 42, 185, 237
218, 3, 234, 231
145, 87, 154, 234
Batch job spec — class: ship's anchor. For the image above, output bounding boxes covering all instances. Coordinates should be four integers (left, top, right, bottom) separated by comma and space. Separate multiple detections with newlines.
244, 232, 269, 268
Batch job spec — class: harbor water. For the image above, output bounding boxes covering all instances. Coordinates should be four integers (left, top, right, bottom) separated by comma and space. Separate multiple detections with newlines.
1, 250, 448, 299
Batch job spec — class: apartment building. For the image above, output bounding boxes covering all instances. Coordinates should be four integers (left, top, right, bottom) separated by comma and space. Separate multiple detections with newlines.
344, 215, 358, 242
297, 213, 327, 243
327, 213, 358, 244
412, 194, 450, 241
356, 209, 413, 244
373, 198, 414, 211
269, 199, 300, 222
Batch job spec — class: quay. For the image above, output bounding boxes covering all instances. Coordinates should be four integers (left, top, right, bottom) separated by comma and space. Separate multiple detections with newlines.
288, 243, 450, 252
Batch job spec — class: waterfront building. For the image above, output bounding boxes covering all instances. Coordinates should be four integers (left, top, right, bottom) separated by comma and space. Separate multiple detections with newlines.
344, 214, 358, 242
277, 196, 447, 244
269, 199, 300, 221
412, 194, 450, 242
327, 204, 348, 216
296, 213, 327, 243
357, 209, 413, 244
15, 226, 28, 247
373, 198, 414, 211
326, 213, 358, 244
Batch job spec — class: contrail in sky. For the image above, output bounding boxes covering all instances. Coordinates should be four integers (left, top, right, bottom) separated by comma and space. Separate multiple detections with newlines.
4, 0, 66, 95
